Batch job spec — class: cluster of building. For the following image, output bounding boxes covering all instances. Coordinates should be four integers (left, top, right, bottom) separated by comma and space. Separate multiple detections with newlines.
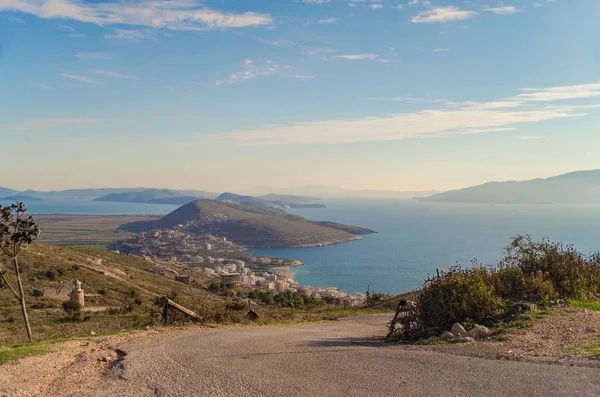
200, 260, 297, 293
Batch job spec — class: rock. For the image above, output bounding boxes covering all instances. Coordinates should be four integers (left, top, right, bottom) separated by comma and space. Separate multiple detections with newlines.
451, 323, 466, 337
441, 331, 455, 341
512, 302, 538, 313
90, 331, 96, 335
457, 336, 475, 343
467, 325, 492, 340
98, 356, 109, 362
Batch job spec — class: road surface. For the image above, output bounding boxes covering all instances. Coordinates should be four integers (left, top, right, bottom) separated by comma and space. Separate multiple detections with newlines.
96, 314, 600, 397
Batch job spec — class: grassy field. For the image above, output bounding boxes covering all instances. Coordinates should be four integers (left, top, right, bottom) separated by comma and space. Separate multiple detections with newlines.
568, 299, 600, 311
32, 215, 161, 246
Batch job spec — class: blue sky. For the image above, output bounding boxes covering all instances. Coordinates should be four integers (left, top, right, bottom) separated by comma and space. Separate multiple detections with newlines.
1, 0, 599, 192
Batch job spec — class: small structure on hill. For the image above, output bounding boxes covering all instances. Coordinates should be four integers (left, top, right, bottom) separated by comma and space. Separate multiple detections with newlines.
221, 273, 242, 285
70, 279, 85, 307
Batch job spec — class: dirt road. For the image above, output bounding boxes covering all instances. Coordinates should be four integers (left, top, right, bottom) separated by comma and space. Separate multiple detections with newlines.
86, 314, 600, 397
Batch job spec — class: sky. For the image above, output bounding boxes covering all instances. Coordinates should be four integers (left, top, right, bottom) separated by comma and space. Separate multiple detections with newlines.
1, 0, 599, 192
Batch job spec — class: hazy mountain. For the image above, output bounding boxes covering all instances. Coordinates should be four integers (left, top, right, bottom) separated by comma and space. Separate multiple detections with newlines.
0, 187, 19, 197
259, 194, 322, 203
120, 199, 374, 248
419, 169, 600, 204
216, 192, 326, 210
94, 189, 214, 204
0, 195, 42, 201
0, 187, 218, 201
244, 185, 440, 199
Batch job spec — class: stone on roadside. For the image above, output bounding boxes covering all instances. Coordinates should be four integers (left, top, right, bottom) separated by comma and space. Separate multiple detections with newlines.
467, 325, 492, 340
441, 332, 455, 341
451, 323, 466, 337
457, 336, 475, 343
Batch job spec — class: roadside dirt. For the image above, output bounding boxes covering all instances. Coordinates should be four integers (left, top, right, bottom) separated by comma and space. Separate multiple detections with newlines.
0, 327, 195, 397
405, 306, 600, 368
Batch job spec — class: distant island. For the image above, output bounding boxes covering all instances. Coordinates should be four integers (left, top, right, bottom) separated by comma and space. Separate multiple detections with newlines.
119, 199, 374, 248
93, 189, 207, 205
418, 169, 600, 204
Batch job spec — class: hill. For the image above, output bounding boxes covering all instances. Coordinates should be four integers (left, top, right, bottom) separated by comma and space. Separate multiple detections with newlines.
419, 169, 600, 204
0, 187, 218, 201
120, 199, 374, 248
216, 192, 325, 210
94, 189, 213, 204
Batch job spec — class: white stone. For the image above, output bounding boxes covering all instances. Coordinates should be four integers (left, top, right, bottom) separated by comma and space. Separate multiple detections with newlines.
451, 322, 466, 337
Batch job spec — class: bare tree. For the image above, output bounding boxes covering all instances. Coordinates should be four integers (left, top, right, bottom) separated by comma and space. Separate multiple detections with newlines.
0, 202, 41, 341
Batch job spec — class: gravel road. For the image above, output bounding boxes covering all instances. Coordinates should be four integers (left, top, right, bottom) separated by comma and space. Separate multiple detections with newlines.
94, 314, 600, 397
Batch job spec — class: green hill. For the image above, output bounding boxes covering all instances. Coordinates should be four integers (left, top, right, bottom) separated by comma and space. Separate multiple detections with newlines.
120, 199, 374, 248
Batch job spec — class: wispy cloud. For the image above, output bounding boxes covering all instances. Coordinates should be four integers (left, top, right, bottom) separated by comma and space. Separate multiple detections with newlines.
104, 29, 152, 42
89, 69, 135, 79
7, 15, 25, 23
30, 82, 52, 89
368, 96, 449, 103
3, 118, 95, 132
335, 53, 379, 60
210, 82, 600, 146
434, 48, 450, 52
0, 0, 272, 31
483, 6, 519, 15
75, 52, 111, 59
412, 7, 478, 23
289, 75, 316, 79
296, 0, 332, 3
370, 4, 383, 10
61, 73, 97, 84
57, 23, 75, 31
216, 59, 278, 85
317, 17, 338, 24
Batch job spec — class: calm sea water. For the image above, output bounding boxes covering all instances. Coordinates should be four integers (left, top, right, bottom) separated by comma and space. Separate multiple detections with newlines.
7, 198, 600, 295
252, 199, 600, 294
0, 199, 178, 215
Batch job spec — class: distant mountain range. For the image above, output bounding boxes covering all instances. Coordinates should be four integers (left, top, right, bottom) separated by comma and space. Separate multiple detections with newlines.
0, 187, 217, 201
243, 185, 440, 199
119, 199, 374, 248
93, 189, 212, 205
419, 169, 600, 204
216, 192, 325, 210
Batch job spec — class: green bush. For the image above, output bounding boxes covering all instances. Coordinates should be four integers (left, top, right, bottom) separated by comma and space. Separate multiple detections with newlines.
417, 266, 506, 330
412, 235, 600, 334
62, 301, 82, 321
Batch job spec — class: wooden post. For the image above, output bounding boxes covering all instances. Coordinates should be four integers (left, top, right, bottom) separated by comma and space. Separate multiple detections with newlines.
162, 298, 169, 324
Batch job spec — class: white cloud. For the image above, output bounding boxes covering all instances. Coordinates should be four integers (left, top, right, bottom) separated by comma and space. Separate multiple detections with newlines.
216, 59, 278, 85
89, 69, 135, 79
297, 0, 331, 3
483, 6, 518, 15
7, 15, 25, 23
0, 0, 272, 31
370, 4, 383, 9
75, 52, 111, 59
61, 73, 97, 84
3, 118, 94, 132
209, 82, 600, 146
104, 29, 151, 42
317, 17, 338, 24
434, 48, 450, 52
289, 75, 316, 79
57, 23, 75, 31
335, 53, 379, 60
412, 7, 478, 23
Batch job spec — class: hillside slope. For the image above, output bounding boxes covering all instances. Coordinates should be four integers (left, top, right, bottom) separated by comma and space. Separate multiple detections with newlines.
120, 199, 374, 248
419, 169, 600, 204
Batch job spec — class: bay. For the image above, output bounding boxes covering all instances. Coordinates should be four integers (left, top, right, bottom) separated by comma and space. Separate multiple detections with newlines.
251, 199, 600, 295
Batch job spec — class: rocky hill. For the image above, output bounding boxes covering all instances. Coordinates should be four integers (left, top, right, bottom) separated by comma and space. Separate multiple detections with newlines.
216, 192, 325, 210
120, 199, 374, 248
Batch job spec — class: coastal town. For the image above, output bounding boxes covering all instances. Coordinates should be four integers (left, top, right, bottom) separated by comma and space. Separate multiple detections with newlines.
118, 228, 367, 307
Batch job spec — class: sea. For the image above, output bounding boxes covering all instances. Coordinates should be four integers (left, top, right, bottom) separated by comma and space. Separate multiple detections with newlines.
7, 198, 600, 295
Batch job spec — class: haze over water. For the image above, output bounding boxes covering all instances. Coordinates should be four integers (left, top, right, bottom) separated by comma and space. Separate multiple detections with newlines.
252, 199, 600, 294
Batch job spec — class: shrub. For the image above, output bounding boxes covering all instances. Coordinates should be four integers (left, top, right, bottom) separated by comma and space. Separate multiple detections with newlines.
62, 301, 82, 321
97, 289, 106, 295
417, 266, 506, 330
44, 270, 56, 280
225, 301, 247, 311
